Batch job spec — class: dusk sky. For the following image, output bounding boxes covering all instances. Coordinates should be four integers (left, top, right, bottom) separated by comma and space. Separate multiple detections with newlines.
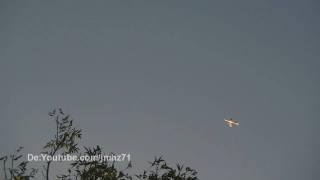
0, 1, 319, 179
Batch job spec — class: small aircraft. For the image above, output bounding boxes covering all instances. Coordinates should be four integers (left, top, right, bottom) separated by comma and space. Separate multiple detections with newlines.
224, 118, 240, 127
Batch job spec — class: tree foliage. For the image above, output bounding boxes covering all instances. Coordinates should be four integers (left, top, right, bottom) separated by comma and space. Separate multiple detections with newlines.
0, 147, 37, 180
1, 109, 199, 180
43, 108, 82, 180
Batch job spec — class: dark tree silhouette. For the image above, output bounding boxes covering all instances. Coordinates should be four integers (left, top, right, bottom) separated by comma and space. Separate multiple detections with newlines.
1, 109, 199, 180
0, 147, 37, 180
42, 109, 82, 180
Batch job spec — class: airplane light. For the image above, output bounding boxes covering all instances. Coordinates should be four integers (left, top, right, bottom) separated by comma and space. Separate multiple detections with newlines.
224, 118, 240, 127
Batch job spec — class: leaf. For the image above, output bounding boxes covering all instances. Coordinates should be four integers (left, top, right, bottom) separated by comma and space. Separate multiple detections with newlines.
14, 155, 23, 161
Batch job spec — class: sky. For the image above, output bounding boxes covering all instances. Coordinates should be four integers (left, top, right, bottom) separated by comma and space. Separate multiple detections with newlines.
0, 0, 319, 179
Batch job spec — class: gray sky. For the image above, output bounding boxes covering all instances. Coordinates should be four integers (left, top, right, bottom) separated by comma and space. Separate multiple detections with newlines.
0, 1, 319, 179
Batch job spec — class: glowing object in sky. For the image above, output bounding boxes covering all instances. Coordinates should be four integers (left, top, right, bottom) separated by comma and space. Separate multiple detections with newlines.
224, 118, 240, 127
